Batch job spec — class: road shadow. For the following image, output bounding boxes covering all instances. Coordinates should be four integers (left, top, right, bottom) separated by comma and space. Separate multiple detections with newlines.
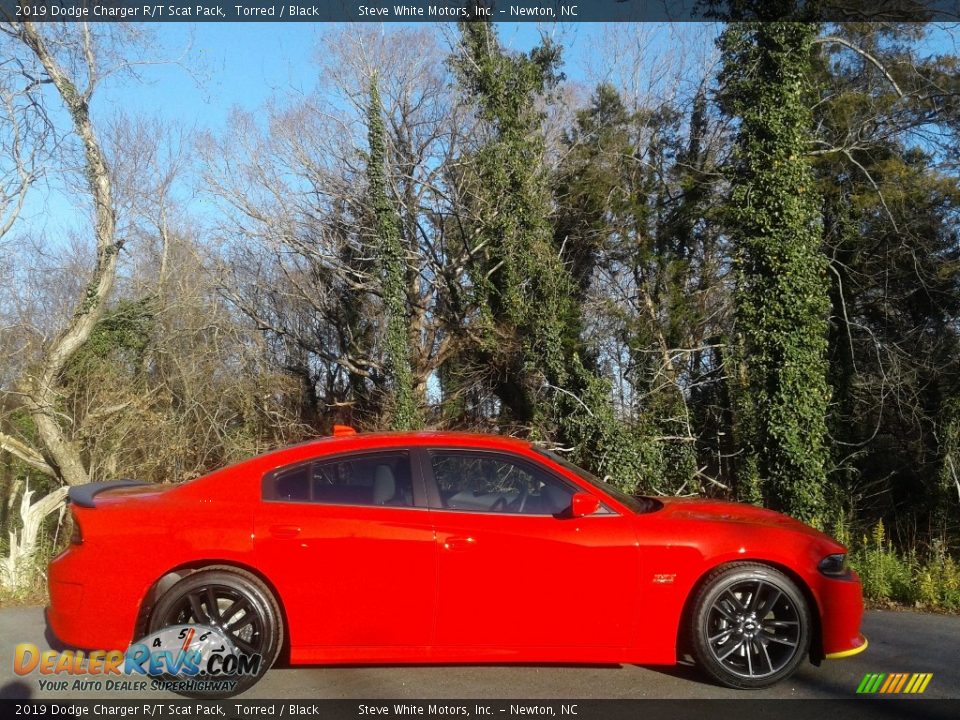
278, 661, 623, 670
43, 611, 70, 653
639, 658, 709, 686
38, 606, 83, 653
0, 680, 32, 699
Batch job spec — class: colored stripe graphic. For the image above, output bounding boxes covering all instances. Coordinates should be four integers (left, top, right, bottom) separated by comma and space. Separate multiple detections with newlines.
879, 674, 897, 693
893, 674, 909, 693
906, 673, 933, 693
856, 673, 883, 693
857, 673, 932, 694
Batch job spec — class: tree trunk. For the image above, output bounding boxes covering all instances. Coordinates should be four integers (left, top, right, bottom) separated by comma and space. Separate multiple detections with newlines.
0, 23, 123, 592
6, 23, 122, 487
0, 484, 68, 593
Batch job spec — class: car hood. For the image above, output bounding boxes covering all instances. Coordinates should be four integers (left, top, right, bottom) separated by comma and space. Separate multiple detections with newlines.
652, 496, 839, 545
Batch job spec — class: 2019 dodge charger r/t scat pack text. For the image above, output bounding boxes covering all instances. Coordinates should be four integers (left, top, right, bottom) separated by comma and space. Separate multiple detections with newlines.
48, 429, 866, 693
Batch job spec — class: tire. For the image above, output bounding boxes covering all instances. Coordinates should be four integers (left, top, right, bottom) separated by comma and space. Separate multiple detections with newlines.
689, 562, 811, 689
148, 566, 283, 697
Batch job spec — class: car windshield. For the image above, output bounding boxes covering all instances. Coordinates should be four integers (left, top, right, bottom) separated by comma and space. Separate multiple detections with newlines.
533, 448, 658, 514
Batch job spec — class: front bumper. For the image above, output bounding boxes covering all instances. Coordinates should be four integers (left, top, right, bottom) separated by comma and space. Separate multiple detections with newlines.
826, 634, 868, 659
816, 568, 867, 658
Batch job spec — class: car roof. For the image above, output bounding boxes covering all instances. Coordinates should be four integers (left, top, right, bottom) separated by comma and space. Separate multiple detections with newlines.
205, 431, 535, 480
287, 430, 532, 454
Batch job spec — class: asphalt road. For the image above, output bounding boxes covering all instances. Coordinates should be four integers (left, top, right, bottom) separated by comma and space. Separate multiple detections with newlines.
0, 606, 956, 700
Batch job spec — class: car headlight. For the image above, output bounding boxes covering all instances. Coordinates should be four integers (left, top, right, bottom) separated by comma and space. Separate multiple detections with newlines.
818, 553, 848, 577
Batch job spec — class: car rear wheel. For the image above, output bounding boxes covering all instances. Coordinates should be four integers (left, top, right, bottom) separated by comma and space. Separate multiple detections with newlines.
148, 567, 282, 696
690, 562, 811, 689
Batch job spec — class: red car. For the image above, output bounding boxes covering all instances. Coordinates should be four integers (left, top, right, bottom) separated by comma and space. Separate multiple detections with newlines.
48, 429, 866, 692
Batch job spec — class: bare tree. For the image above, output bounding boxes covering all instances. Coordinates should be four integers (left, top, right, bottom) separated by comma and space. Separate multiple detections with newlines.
0, 21, 139, 590
0, 61, 46, 244
0, 22, 127, 484
202, 27, 471, 430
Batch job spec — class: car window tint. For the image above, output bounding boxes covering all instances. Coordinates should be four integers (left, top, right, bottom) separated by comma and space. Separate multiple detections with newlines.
431, 453, 574, 515
265, 452, 413, 507
272, 465, 310, 502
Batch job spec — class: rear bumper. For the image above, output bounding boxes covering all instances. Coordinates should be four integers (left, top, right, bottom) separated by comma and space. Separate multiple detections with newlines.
47, 546, 143, 651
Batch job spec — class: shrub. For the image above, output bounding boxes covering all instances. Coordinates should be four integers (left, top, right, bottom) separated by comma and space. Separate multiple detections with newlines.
848, 521, 960, 611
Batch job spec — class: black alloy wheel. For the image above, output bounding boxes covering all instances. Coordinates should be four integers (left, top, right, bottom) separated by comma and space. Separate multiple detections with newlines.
690, 562, 811, 689
148, 567, 282, 697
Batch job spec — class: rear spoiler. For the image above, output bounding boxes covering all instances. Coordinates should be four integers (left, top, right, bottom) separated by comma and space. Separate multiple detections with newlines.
67, 480, 150, 508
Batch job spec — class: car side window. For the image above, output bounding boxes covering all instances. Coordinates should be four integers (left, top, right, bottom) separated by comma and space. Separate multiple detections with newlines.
430, 452, 574, 515
272, 465, 310, 502
264, 452, 413, 507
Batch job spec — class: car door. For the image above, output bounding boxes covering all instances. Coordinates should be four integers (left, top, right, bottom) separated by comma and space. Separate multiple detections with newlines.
253, 449, 436, 658
423, 448, 641, 654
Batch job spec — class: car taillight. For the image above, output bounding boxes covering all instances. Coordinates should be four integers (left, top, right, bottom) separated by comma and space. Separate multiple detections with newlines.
70, 511, 83, 545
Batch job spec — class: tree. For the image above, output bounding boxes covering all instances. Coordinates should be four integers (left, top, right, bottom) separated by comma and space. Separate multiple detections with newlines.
553, 84, 714, 493
719, 21, 831, 523
808, 24, 960, 542
367, 75, 423, 430
449, 20, 570, 427
0, 22, 122, 487
0, 21, 128, 589
449, 22, 660, 491
203, 28, 462, 432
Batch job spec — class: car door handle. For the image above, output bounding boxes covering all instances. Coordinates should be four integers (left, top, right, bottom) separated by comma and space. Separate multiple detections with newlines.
443, 536, 476, 551
269, 525, 301, 539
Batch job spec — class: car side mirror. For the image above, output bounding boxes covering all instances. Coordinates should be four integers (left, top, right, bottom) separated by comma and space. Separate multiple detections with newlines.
570, 492, 600, 518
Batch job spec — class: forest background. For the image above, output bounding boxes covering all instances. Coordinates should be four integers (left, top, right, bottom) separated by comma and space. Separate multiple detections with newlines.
1, 17, 959, 609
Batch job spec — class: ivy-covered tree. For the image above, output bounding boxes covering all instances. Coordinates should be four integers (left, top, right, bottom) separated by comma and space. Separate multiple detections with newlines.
449, 20, 570, 427
719, 21, 830, 523
450, 22, 659, 491
366, 75, 423, 430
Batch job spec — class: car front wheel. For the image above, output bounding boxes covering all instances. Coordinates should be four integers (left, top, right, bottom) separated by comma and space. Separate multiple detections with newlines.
690, 562, 811, 689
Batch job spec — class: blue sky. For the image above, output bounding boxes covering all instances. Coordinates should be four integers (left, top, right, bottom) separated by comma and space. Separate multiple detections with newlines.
93, 22, 616, 130
19, 22, 634, 239
33, 21, 960, 243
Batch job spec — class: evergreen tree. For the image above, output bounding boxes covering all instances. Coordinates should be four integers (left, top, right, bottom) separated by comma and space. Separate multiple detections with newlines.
810, 24, 960, 540
553, 83, 713, 493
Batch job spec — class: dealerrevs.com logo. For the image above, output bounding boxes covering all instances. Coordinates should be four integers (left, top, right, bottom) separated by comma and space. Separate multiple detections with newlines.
14, 625, 262, 696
